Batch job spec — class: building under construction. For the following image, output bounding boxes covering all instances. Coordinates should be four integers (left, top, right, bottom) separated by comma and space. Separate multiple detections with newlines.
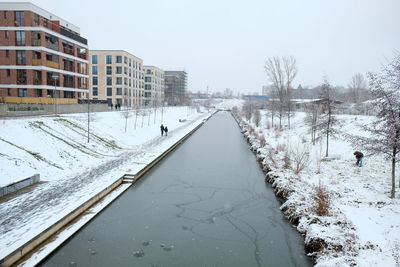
164, 70, 187, 106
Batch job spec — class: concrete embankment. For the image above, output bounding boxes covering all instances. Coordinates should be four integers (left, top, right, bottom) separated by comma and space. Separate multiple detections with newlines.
0, 113, 213, 267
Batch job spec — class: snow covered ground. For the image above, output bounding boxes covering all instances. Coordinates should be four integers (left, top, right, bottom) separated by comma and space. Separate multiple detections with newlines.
0, 106, 212, 263
234, 109, 400, 266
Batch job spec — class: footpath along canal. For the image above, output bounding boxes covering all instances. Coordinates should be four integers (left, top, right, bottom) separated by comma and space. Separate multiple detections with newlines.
40, 112, 312, 267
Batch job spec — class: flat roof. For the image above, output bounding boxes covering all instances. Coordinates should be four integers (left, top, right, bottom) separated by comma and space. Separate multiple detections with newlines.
0, 2, 80, 33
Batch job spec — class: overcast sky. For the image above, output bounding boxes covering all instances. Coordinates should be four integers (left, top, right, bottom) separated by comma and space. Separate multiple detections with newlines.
17, 0, 400, 93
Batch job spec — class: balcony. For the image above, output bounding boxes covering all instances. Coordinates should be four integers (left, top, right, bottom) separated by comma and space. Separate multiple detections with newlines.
32, 59, 41, 66
17, 78, 27, 85
34, 78, 42, 85
46, 41, 59, 51
46, 60, 59, 69
77, 52, 87, 60
47, 79, 60, 86
63, 81, 75, 88
63, 65, 74, 72
62, 46, 74, 56
31, 39, 41, 46
60, 27, 87, 45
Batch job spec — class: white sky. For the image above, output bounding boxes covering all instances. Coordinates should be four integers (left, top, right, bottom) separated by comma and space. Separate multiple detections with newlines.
15, 0, 400, 93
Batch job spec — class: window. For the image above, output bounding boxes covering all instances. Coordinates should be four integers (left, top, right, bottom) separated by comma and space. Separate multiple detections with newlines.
16, 51, 26, 64
129, 69, 131, 77
124, 56, 127, 64
92, 55, 98, 64
129, 58, 131, 66
4, 11, 8, 19
124, 67, 127, 75
7, 69, 10, 76
124, 78, 127, 85
18, 88, 27, 97
116, 77, 122, 85
116, 56, 122, 63
106, 66, 112, 75
16, 31, 25, 45
106, 87, 112, 96
116, 66, 122, 74
147, 69, 151, 74
106, 77, 112, 86
92, 87, 98, 96
116, 88, 122, 95
92, 76, 98, 85
15, 11, 24, 26
92, 66, 98, 75
5, 31, 8, 39
106, 55, 112, 64
8, 88, 12, 96
145, 77, 151, 82
34, 13, 39, 25
145, 84, 152, 90
6, 50, 10, 57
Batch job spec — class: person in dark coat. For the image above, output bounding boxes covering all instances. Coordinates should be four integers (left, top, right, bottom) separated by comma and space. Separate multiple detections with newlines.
353, 151, 364, 167
160, 124, 164, 136
164, 126, 168, 136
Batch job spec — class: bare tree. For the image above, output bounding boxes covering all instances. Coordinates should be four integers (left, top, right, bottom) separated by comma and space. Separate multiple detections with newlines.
348, 54, 400, 198
253, 109, 261, 127
264, 56, 297, 128
304, 102, 320, 145
348, 73, 367, 103
283, 56, 297, 128
242, 98, 253, 122
318, 78, 338, 157
121, 96, 131, 133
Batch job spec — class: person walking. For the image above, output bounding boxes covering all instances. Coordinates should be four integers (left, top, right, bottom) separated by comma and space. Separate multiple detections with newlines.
353, 151, 364, 167
160, 124, 164, 136
164, 126, 168, 136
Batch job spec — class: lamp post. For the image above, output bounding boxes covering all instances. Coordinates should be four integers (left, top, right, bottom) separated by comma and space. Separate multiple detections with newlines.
52, 74, 59, 115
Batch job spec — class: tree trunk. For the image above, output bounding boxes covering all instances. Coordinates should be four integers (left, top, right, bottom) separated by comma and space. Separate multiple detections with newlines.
391, 147, 396, 198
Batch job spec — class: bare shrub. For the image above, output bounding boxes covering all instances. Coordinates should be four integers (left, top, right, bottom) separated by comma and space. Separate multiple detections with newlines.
283, 150, 291, 169
259, 135, 266, 147
253, 109, 261, 127
292, 144, 310, 175
268, 149, 277, 167
276, 143, 286, 152
313, 182, 330, 216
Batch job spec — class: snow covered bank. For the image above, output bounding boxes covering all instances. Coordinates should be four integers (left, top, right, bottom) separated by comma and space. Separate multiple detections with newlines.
231, 109, 400, 266
0, 106, 212, 265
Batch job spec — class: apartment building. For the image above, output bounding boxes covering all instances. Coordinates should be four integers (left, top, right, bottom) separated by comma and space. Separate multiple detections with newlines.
164, 70, 187, 105
143, 65, 164, 107
89, 50, 144, 108
0, 2, 89, 103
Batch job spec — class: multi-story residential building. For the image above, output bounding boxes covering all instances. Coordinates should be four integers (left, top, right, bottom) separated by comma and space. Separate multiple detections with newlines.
89, 50, 144, 108
164, 70, 187, 106
0, 2, 88, 103
143, 65, 164, 107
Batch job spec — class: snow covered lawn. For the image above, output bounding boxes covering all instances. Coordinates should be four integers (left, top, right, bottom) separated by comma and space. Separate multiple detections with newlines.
0, 106, 212, 263
234, 110, 400, 266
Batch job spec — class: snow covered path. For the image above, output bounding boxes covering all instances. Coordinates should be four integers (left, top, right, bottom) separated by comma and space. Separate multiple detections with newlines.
0, 108, 211, 261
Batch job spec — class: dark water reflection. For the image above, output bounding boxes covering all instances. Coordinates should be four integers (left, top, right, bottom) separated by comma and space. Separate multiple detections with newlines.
40, 112, 313, 267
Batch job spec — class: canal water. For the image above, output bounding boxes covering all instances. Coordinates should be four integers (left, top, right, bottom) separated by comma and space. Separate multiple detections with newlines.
40, 112, 312, 267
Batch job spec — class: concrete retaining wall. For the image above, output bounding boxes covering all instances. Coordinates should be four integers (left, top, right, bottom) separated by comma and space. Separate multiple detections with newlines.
0, 174, 40, 197
0, 103, 109, 117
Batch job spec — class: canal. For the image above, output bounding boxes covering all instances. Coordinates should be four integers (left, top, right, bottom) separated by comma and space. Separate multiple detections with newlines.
40, 112, 312, 267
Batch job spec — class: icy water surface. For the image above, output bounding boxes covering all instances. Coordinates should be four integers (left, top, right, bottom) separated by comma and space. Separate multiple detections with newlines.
40, 112, 312, 267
